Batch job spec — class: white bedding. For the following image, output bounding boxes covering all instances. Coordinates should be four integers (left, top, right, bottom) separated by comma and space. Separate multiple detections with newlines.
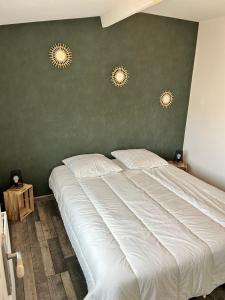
49, 164, 225, 300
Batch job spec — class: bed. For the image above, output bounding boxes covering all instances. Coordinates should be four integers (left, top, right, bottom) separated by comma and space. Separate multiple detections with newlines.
49, 160, 225, 300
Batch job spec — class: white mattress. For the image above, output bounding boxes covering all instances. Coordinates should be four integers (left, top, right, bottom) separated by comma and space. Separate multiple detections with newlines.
49, 164, 225, 300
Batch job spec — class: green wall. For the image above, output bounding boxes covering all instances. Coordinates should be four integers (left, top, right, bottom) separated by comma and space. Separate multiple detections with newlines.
0, 14, 198, 197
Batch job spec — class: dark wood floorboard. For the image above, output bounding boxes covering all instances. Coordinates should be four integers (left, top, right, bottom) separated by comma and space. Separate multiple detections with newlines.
9, 196, 87, 300
9, 196, 225, 300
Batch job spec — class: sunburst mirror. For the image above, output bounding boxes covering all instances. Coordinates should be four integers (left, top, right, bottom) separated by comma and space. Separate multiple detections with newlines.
160, 90, 174, 108
49, 43, 72, 69
111, 66, 129, 87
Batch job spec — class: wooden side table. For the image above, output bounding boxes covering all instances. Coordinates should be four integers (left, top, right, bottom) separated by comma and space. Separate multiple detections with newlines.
4, 184, 34, 221
168, 161, 188, 172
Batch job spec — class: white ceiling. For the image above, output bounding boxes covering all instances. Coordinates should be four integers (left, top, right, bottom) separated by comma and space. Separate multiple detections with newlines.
0, 0, 163, 27
0, 0, 225, 27
0, 0, 112, 26
144, 0, 225, 22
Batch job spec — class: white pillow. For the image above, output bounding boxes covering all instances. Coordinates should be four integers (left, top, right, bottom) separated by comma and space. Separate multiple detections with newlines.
111, 149, 168, 170
62, 154, 122, 178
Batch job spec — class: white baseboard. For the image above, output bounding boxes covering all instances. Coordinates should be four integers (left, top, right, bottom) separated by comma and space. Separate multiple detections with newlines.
34, 194, 54, 201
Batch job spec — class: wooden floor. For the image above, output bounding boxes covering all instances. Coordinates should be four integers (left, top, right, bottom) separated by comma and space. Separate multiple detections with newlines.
9, 196, 225, 300
9, 196, 88, 300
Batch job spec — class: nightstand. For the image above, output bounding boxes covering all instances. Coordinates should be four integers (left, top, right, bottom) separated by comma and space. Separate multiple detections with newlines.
168, 161, 188, 172
3, 184, 34, 221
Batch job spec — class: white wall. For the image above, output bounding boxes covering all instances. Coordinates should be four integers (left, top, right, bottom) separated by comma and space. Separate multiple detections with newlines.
184, 16, 225, 191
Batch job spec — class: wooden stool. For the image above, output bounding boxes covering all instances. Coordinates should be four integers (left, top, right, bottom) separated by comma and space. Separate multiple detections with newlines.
4, 184, 34, 221
168, 161, 188, 172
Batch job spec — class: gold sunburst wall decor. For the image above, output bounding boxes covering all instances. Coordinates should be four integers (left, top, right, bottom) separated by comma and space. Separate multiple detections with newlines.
111, 65, 129, 87
160, 90, 174, 108
49, 43, 72, 69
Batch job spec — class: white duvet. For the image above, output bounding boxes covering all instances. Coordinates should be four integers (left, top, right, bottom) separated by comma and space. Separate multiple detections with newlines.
49, 164, 225, 300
